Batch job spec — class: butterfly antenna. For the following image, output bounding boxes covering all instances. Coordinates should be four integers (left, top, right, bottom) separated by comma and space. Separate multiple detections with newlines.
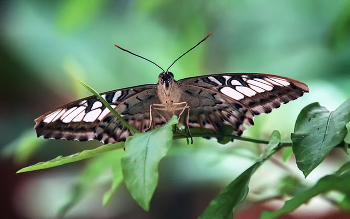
115, 45, 165, 72
166, 32, 213, 73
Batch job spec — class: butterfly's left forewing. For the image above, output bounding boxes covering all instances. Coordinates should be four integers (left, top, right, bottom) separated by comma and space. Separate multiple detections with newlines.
35, 84, 160, 144
178, 73, 308, 135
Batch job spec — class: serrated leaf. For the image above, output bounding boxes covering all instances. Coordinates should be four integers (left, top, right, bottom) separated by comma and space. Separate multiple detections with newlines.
291, 99, 350, 177
261, 162, 350, 219
121, 116, 178, 211
17, 143, 124, 173
199, 161, 264, 219
58, 150, 123, 218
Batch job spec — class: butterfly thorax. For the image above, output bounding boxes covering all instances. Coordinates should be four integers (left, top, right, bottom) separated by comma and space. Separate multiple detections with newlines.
156, 72, 182, 110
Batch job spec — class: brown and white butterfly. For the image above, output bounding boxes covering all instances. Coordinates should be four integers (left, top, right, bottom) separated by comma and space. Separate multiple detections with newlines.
35, 34, 309, 144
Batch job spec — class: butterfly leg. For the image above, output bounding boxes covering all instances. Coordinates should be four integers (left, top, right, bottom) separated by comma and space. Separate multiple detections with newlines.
147, 104, 153, 131
170, 102, 193, 144
149, 102, 193, 144
176, 102, 189, 121
148, 104, 168, 131
185, 106, 193, 144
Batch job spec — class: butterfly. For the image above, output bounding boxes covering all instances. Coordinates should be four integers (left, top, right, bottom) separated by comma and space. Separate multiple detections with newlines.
35, 34, 309, 145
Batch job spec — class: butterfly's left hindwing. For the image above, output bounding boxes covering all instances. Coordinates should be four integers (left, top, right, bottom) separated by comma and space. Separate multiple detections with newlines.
35, 85, 159, 144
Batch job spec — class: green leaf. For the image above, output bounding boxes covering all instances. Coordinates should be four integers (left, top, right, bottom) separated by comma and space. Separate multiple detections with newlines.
291, 99, 350, 177
261, 162, 350, 219
261, 130, 281, 159
339, 193, 350, 211
17, 143, 124, 173
217, 125, 234, 144
58, 150, 123, 218
121, 116, 178, 211
199, 132, 282, 219
344, 122, 350, 144
199, 161, 264, 219
103, 150, 124, 206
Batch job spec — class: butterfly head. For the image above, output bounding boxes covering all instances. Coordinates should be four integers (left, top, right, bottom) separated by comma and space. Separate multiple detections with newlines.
157, 71, 181, 104
158, 72, 175, 89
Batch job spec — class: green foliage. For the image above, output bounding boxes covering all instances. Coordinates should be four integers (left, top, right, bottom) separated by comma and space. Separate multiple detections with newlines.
261, 130, 281, 158
13, 80, 350, 218
17, 143, 124, 173
1, 130, 44, 164
121, 116, 178, 211
199, 162, 262, 219
3, 0, 350, 218
261, 162, 350, 219
13, 101, 350, 218
292, 99, 350, 177
58, 150, 124, 217
199, 132, 280, 219
103, 151, 124, 206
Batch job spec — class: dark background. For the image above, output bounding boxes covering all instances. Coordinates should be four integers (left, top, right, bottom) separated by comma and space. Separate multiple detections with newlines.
1, 1, 350, 218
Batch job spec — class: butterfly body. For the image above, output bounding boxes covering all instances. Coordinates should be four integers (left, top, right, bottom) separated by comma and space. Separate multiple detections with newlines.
156, 72, 183, 111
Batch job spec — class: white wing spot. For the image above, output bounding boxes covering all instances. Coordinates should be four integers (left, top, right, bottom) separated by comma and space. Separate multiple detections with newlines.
54, 109, 66, 121
236, 86, 256, 97
73, 113, 84, 122
101, 94, 106, 100
61, 107, 78, 123
265, 78, 290, 86
223, 76, 231, 81
249, 84, 265, 93
72, 106, 87, 122
79, 100, 87, 105
112, 91, 122, 103
220, 87, 245, 100
91, 101, 103, 110
241, 75, 249, 81
43, 110, 61, 123
271, 78, 290, 86
84, 109, 102, 122
247, 79, 273, 91
98, 108, 111, 120
208, 76, 222, 85
230, 80, 242, 86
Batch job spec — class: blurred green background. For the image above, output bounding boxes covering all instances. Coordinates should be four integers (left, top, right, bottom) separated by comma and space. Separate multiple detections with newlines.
1, 1, 350, 218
